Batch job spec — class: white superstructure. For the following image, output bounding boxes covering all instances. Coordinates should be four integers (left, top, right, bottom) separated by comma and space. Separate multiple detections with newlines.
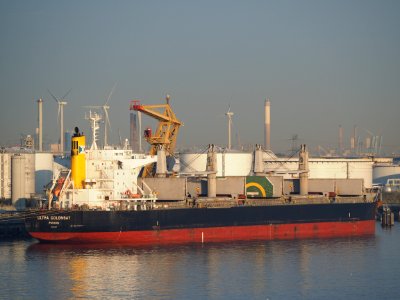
57, 149, 157, 210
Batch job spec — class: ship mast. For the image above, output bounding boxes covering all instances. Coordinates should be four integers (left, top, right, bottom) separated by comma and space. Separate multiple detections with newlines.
85, 110, 102, 150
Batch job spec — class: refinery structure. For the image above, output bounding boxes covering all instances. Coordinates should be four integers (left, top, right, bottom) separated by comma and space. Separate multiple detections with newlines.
0, 92, 399, 210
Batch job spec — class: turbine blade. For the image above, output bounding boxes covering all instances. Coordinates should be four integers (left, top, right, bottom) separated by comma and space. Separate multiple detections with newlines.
104, 108, 111, 131
57, 104, 61, 124
47, 89, 59, 103
62, 88, 72, 100
105, 83, 117, 105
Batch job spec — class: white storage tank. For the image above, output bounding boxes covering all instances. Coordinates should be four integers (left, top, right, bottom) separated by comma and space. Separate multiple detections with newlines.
35, 152, 54, 194
0, 152, 12, 200
373, 164, 400, 185
11, 153, 35, 208
181, 150, 374, 189
348, 160, 373, 189
180, 151, 253, 177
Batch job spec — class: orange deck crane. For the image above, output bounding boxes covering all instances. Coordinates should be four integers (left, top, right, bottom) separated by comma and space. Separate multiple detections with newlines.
130, 95, 182, 177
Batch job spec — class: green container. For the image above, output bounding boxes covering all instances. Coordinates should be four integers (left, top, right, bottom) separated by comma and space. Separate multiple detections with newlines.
245, 176, 273, 198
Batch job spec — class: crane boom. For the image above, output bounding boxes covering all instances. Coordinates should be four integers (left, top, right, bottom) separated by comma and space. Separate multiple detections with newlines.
130, 96, 182, 177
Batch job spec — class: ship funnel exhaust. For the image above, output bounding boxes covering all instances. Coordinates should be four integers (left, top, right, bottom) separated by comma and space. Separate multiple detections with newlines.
71, 127, 86, 189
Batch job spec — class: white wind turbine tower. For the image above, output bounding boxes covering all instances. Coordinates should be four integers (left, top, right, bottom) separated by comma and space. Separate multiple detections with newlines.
225, 105, 234, 150
102, 84, 116, 148
48, 89, 71, 154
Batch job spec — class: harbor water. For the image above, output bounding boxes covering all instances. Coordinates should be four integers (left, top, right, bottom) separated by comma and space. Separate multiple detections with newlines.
1, 223, 399, 300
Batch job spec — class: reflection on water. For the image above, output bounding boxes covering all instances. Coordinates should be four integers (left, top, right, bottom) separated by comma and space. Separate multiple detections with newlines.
1, 225, 399, 299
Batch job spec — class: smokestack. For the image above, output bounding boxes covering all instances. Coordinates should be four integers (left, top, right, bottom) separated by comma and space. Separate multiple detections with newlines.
37, 98, 43, 152
138, 111, 142, 152
350, 137, 355, 151
264, 98, 271, 150
130, 112, 138, 151
338, 125, 343, 155
353, 125, 357, 151
365, 136, 371, 150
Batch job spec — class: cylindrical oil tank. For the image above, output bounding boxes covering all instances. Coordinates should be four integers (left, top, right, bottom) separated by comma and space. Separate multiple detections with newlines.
0, 153, 12, 199
180, 152, 253, 176
11, 153, 35, 207
12, 154, 25, 205
348, 160, 373, 189
373, 164, 400, 185
264, 158, 373, 188
35, 152, 54, 194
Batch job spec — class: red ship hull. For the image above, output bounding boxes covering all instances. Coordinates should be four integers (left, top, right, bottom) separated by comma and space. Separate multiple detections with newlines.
30, 220, 375, 245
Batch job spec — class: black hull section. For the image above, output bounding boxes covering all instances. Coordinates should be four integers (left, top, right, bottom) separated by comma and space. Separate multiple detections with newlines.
26, 202, 377, 233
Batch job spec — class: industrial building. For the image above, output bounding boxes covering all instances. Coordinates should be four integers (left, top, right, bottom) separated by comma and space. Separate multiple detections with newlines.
0, 151, 54, 207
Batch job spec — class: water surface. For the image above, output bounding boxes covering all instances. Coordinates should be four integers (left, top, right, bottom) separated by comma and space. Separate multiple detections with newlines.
1, 224, 399, 299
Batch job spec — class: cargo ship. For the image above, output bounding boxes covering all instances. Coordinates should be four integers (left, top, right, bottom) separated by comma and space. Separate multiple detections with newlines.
26, 200, 377, 244
25, 99, 378, 245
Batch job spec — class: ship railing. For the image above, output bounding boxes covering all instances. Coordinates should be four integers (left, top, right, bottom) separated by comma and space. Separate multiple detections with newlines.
49, 171, 59, 194
133, 179, 157, 200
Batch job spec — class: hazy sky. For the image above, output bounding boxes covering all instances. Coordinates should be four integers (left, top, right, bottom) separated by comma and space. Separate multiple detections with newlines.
1, 1, 399, 154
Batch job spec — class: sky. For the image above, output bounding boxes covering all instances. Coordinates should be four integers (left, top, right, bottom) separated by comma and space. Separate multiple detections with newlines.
0, 0, 399, 155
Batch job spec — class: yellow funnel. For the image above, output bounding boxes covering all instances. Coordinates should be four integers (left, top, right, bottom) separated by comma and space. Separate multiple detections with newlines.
71, 129, 86, 189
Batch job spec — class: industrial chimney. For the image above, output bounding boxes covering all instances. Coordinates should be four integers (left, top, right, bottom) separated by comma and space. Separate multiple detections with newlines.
130, 112, 138, 151
338, 125, 343, 155
264, 98, 271, 150
37, 98, 43, 152
352, 125, 358, 153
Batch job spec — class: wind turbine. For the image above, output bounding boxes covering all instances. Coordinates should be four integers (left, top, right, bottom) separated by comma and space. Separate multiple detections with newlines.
225, 105, 234, 150
84, 83, 116, 149
48, 89, 71, 154
102, 83, 116, 148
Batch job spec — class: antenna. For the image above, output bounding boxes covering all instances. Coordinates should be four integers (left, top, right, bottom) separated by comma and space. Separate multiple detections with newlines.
48, 89, 71, 154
